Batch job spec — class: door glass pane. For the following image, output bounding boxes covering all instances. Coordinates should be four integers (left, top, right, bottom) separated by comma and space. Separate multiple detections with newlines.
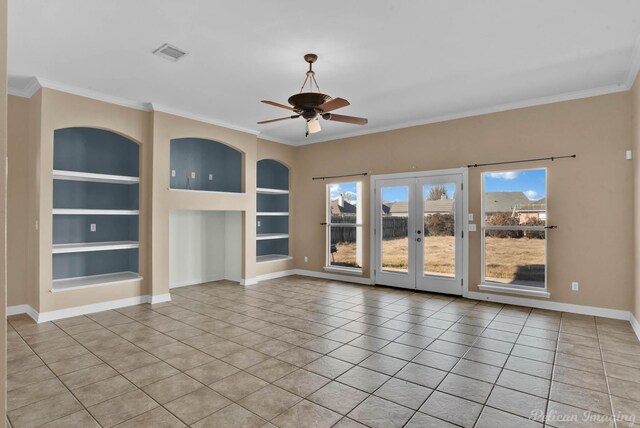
422, 183, 456, 277
484, 230, 545, 287
381, 186, 409, 273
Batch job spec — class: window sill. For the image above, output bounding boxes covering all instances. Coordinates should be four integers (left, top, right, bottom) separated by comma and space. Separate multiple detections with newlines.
323, 266, 363, 276
478, 283, 551, 298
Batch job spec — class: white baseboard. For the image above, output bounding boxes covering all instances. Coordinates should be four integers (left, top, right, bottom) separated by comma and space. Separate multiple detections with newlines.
7, 304, 33, 317
465, 290, 631, 320
240, 278, 258, 286
293, 269, 373, 286
631, 312, 640, 342
170, 275, 225, 289
7, 304, 39, 323
150, 293, 172, 304
7, 294, 173, 323
256, 270, 296, 283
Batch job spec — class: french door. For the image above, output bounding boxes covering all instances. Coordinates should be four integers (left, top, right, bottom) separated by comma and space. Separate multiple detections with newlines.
373, 172, 463, 294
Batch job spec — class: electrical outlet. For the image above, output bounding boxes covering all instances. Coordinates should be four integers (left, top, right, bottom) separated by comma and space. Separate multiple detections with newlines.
90, 224, 97, 232
257, 220, 261, 227
171, 170, 176, 177
468, 224, 476, 232
209, 174, 213, 181
304, 256, 308, 263
571, 282, 579, 291
190, 172, 196, 179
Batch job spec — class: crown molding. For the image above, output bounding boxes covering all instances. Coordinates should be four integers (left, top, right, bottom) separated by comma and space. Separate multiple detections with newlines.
150, 103, 259, 136
7, 76, 41, 98
291, 83, 629, 146
39, 77, 153, 111
624, 35, 640, 89
9, 63, 639, 147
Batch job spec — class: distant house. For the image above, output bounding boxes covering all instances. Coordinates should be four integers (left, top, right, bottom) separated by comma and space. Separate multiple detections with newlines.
331, 195, 357, 215
484, 192, 546, 222
383, 197, 455, 217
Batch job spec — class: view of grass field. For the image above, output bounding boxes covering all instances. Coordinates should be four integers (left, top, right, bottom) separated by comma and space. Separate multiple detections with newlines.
333, 236, 545, 285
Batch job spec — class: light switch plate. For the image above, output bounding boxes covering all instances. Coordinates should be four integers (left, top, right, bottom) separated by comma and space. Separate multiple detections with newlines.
90, 224, 96, 232
190, 172, 196, 179
468, 213, 474, 221
468, 224, 476, 232
209, 174, 213, 180
257, 220, 261, 227
171, 170, 176, 177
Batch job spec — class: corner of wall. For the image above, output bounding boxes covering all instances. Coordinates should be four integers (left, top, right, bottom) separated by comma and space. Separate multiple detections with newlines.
632, 71, 640, 325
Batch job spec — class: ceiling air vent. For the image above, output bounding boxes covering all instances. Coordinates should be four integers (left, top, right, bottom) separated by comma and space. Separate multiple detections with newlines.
153, 43, 188, 62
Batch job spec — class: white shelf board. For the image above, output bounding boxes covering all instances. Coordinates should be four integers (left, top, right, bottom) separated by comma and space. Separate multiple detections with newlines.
257, 187, 289, 195
257, 212, 289, 216
256, 233, 289, 241
256, 254, 293, 264
51, 271, 142, 292
53, 170, 139, 184
52, 241, 139, 254
53, 209, 139, 216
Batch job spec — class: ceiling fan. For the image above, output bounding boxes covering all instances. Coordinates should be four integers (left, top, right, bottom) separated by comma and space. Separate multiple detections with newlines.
258, 53, 368, 137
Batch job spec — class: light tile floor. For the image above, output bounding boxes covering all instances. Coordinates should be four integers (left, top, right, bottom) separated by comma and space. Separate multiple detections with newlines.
6, 276, 640, 427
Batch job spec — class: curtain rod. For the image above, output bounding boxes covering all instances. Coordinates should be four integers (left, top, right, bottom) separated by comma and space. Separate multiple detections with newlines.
467, 154, 576, 168
312, 172, 368, 181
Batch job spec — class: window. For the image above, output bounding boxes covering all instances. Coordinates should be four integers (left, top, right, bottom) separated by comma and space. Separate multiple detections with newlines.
327, 182, 363, 271
482, 169, 547, 289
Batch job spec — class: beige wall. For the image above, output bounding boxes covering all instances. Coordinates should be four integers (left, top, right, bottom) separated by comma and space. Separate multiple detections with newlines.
294, 92, 634, 311
5, 79, 638, 316
7, 96, 29, 306
632, 73, 640, 322
256, 138, 296, 276
1, 0, 7, 418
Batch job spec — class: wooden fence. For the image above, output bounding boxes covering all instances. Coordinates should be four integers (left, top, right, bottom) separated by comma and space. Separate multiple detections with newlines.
330, 215, 409, 243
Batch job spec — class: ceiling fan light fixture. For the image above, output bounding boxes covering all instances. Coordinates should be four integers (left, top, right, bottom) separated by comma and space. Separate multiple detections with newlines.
306, 118, 321, 136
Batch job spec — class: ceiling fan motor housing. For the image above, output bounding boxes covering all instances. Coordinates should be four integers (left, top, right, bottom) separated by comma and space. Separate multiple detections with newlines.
288, 92, 332, 120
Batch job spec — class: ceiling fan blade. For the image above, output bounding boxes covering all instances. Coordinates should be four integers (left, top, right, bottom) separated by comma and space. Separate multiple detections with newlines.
257, 115, 300, 124
317, 97, 350, 113
322, 113, 368, 125
261, 100, 296, 111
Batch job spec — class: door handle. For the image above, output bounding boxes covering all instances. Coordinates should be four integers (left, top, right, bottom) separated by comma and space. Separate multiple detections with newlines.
416, 237, 422, 242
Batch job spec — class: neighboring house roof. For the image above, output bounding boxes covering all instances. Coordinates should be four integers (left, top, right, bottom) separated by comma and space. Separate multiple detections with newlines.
384, 199, 455, 214
331, 199, 357, 214
484, 192, 545, 212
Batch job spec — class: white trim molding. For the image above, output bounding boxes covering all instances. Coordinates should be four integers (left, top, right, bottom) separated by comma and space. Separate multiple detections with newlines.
466, 290, 630, 320
6, 294, 173, 323
170, 275, 225, 289
294, 269, 373, 285
631, 312, 640, 342
477, 283, 551, 299
7, 304, 39, 321
240, 278, 258, 286
323, 266, 363, 276
150, 294, 172, 305
9, 64, 640, 147
256, 270, 296, 283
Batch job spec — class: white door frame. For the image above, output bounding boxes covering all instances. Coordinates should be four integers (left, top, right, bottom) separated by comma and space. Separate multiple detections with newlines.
369, 168, 469, 296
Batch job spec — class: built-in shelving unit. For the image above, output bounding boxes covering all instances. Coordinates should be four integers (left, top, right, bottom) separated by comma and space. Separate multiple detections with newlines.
256, 233, 289, 241
52, 127, 140, 291
257, 187, 289, 195
170, 138, 243, 193
256, 159, 290, 263
52, 241, 139, 254
256, 254, 293, 264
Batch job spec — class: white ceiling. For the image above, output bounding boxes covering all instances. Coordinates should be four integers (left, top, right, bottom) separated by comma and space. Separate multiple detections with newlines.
8, 0, 640, 146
